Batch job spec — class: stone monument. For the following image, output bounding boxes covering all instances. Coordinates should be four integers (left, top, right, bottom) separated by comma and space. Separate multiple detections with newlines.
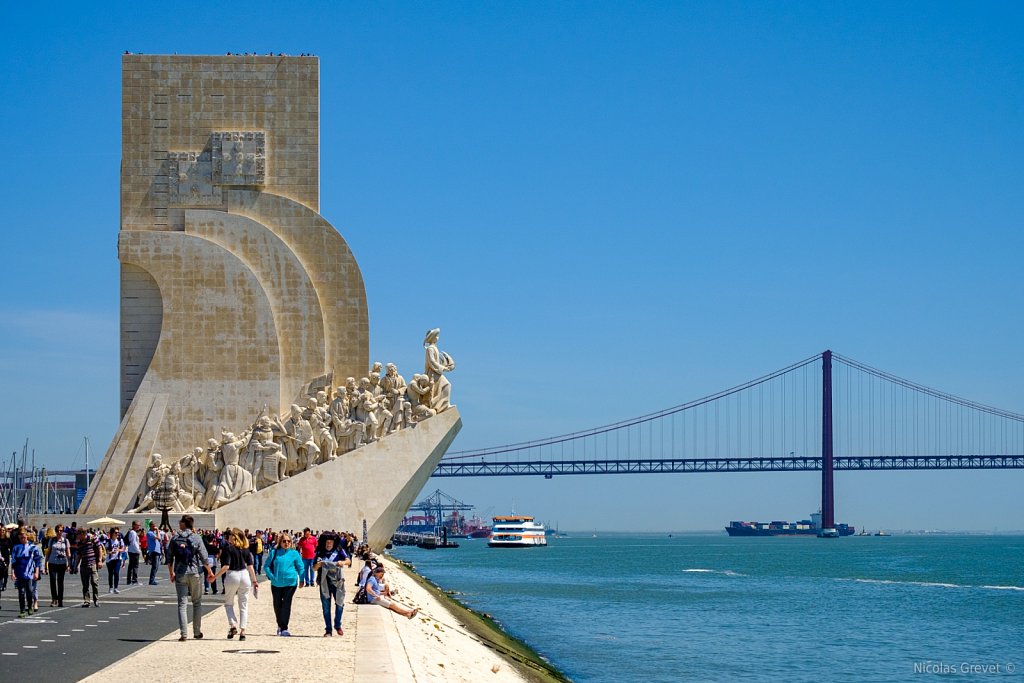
73, 55, 461, 548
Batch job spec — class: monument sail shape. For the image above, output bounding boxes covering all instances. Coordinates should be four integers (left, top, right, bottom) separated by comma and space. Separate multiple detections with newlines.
78, 55, 461, 547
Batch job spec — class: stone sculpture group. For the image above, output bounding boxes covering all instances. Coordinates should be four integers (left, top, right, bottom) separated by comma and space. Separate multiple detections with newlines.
130, 329, 456, 513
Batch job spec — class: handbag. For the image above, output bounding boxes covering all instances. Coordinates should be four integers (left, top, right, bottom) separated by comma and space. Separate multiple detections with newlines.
352, 585, 370, 604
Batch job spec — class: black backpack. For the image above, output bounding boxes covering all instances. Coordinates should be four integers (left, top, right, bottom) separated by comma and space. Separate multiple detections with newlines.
169, 532, 196, 572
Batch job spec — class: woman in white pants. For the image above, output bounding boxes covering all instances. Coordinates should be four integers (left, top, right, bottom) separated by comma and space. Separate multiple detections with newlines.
213, 528, 258, 640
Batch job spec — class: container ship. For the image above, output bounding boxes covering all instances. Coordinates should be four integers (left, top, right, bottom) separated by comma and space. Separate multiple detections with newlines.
725, 511, 855, 537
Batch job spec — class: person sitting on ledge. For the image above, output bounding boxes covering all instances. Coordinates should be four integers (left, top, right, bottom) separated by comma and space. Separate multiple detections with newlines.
365, 566, 418, 619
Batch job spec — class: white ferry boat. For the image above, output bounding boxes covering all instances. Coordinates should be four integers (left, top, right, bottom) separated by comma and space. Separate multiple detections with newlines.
487, 515, 548, 547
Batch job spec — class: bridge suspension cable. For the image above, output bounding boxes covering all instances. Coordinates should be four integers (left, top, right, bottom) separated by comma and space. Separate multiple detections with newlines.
437, 350, 1024, 477
443, 352, 822, 461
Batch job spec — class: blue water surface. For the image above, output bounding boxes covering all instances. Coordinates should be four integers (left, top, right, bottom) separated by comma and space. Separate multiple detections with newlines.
392, 534, 1023, 682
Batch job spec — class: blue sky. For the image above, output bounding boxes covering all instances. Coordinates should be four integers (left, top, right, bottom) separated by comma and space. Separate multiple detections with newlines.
1, 2, 1022, 530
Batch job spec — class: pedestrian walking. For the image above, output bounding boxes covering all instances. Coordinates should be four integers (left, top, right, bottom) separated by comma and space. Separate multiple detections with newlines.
26, 532, 43, 611
0, 527, 10, 603
314, 535, 350, 636
67, 523, 79, 574
46, 527, 70, 606
263, 533, 303, 636
249, 530, 265, 575
297, 528, 317, 587
11, 531, 40, 617
145, 522, 162, 585
212, 528, 258, 641
202, 531, 222, 594
106, 528, 126, 593
74, 530, 102, 607
167, 515, 214, 642
124, 521, 142, 585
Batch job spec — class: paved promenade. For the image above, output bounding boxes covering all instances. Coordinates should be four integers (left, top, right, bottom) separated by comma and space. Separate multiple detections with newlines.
13, 558, 530, 683
0, 578, 217, 679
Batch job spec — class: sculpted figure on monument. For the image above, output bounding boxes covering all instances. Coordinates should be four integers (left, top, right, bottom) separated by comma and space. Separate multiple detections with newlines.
197, 438, 223, 509
176, 447, 207, 510
368, 372, 383, 397
243, 414, 275, 473
345, 377, 359, 401
354, 378, 380, 441
253, 433, 287, 490
368, 373, 392, 439
155, 463, 187, 512
407, 374, 437, 422
310, 409, 337, 464
278, 405, 303, 475
424, 328, 456, 412
381, 362, 412, 433
283, 403, 319, 474
211, 431, 256, 509
130, 453, 170, 512
330, 386, 364, 454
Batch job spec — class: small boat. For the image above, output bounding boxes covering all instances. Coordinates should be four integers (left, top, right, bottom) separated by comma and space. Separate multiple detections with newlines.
875, 530, 890, 537
488, 515, 547, 548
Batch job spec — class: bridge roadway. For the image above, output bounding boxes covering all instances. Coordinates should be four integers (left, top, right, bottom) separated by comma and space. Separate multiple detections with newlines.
433, 454, 1024, 477
0, 579, 219, 680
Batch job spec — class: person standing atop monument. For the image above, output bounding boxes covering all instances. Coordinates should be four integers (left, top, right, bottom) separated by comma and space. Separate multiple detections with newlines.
145, 522, 162, 585
124, 521, 142, 585
167, 514, 214, 642
264, 533, 303, 636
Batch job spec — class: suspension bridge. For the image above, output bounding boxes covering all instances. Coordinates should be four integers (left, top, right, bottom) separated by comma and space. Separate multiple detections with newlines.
434, 350, 1024, 533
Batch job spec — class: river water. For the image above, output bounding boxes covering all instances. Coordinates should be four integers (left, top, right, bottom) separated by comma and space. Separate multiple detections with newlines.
391, 533, 1023, 682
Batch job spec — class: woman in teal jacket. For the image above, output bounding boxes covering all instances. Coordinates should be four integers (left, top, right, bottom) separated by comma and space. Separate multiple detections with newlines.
264, 535, 304, 636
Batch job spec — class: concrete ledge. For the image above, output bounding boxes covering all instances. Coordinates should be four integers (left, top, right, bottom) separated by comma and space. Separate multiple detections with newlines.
355, 604, 416, 681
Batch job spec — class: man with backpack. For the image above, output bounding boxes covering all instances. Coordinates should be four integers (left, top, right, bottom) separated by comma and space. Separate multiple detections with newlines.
167, 515, 214, 642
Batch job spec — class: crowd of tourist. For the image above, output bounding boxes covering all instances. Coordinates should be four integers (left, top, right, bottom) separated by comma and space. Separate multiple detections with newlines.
0, 516, 417, 640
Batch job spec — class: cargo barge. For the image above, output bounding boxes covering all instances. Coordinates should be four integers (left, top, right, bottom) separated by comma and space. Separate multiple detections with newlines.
726, 511, 855, 537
